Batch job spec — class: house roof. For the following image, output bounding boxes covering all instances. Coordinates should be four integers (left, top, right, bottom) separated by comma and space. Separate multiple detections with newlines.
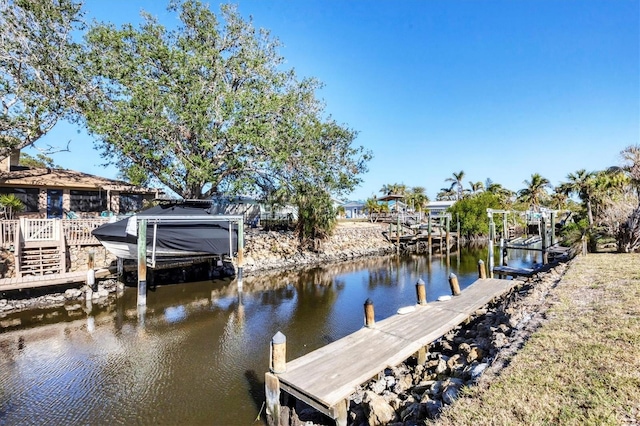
0, 167, 160, 194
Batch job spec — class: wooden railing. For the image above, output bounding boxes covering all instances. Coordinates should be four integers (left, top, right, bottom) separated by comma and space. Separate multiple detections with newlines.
20, 218, 61, 241
0, 220, 17, 248
61, 219, 110, 246
0, 218, 109, 248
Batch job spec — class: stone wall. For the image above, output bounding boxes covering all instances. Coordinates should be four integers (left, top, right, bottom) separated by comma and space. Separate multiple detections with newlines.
243, 222, 396, 274
67, 245, 116, 272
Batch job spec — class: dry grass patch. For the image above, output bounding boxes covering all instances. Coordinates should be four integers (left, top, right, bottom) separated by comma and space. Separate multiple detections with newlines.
434, 254, 640, 426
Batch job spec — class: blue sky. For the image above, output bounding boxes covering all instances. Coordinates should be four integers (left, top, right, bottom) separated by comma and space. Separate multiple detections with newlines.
29, 0, 639, 200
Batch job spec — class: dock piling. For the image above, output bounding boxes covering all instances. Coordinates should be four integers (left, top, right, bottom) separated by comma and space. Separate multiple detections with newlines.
137, 219, 147, 307
478, 259, 487, 279
415, 279, 426, 305
270, 332, 287, 374
448, 273, 460, 296
364, 298, 375, 327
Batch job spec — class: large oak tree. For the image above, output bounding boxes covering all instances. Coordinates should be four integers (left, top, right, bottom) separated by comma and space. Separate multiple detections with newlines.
83, 1, 370, 204
0, 0, 89, 158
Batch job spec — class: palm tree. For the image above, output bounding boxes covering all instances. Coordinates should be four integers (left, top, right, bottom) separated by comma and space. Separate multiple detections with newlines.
468, 181, 484, 194
557, 169, 596, 227
485, 180, 515, 204
379, 183, 407, 196
445, 170, 465, 201
406, 186, 430, 212
517, 173, 551, 211
436, 187, 457, 201
364, 197, 388, 222
549, 189, 568, 210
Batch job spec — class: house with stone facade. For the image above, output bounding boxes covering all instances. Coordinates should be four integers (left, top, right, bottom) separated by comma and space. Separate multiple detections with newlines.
0, 150, 162, 219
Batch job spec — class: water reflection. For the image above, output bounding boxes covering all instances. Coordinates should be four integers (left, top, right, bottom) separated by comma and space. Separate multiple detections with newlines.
0, 248, 534, 425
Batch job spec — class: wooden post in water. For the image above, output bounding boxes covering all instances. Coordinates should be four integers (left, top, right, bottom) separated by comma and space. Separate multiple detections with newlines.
137, 219, 147, 307
364, 298, 375, 327
456, 214, 461, 253
439, 216, 444, 253
117, 257, 124, 283
427, 217, 432, 256
86, 251, 96, 291
541, 215, 548, 265
396, 214, 400, 255
478, 259, 487, 279
270, 331, 286, 374
445, 215, 450, 253
415, 279, 426, 305
448, 273, 460, 296
237, 219, 244, 288
266, 332, 286, 426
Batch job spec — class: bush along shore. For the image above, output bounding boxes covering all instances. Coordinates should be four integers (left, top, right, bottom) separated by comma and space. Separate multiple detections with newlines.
282, 261, 571, 425
1, 222, 396, 317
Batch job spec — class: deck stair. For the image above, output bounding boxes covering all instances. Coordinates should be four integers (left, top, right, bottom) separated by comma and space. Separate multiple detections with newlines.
14, 219, 67, 277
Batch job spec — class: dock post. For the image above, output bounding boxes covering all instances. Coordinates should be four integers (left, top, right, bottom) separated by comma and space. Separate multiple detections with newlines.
448, 273, 461, 296
478, 259, 486, 279
264, 372, 281, 426
237, 219, 244, 288
445, 215, 450, 251
364, 298, 375, 327
541, 215, 548, 264
488, 219, 495, 278
396, 215, 400, 255
266, 331, 286, 426
137, 219, 147, 307
427, 218, 432, 256
456, 214, 460, 253
86, 251, 96, 291
117, 257, 124, 283
439, 216, 444, 253
270, 331, 286, 374
415, 279, 426, 305
550, 211, 556, 246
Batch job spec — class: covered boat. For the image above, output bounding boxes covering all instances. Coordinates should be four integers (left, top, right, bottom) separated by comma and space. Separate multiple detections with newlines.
91, 200, 239, 261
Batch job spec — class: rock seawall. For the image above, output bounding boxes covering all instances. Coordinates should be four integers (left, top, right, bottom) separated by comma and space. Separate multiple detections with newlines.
243, 222, 395, 274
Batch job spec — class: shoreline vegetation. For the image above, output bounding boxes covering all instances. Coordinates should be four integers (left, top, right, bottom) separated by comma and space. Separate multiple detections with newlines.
432, 253, 640, 425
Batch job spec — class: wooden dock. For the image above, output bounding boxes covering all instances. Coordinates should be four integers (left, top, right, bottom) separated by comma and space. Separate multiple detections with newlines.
0, 268, 112, 292
265, 276, 519, 425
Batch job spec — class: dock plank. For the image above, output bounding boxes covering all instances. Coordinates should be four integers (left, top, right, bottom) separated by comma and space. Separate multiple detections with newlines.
0, 268, 113, 291
275, 278, 516, 415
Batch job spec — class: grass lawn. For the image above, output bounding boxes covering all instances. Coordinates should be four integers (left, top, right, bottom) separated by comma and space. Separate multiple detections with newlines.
434, 253, 640, 425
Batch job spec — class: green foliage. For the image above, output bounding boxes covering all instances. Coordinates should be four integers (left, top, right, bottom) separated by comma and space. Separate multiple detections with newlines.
448, 191, 503, 239
364, 197, 388, 222
517, 173, 552, 210
19, 152, 58, 168
295, 187, 336, 250
83, 0, 370, 204
0, 0, 88, 158
0, 193, 25, 219
559, 218, 589, 247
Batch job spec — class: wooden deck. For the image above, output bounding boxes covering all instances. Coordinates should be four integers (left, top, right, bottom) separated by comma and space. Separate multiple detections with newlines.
0, 268, 113, 292
267, 277, 518, 424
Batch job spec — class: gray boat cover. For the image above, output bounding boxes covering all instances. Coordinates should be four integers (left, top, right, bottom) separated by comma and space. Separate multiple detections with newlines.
91, 201, 238, 255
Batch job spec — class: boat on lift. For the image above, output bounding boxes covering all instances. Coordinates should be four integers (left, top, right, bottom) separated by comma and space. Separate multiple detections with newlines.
91, 199, 241, 262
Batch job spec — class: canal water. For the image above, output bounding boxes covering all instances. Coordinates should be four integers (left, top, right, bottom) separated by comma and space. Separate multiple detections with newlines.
0, 246, 537, 425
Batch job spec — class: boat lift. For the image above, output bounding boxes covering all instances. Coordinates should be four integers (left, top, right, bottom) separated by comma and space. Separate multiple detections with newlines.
487, 208, 565, 278
135, 214, 245, 307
